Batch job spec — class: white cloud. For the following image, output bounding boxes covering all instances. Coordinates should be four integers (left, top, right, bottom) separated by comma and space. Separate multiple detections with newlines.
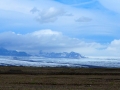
0, 0, 120, 56
0, 0, 31, 14
1, 29, 120, 57
0, 0, 119, 38
75, 16, 92, 22
32, 29, 61, 37
30, 7, 39, 14
106, 39, 120, 52
0, 29, 120, 57
31, 7, 66, 23
98, 0, 120, 13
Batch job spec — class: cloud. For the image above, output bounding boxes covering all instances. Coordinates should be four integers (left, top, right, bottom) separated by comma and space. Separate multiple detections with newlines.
54, 0, 96, 6
65, 13, 73, 16
98, 0, 120, 13
1, 29, 120, 57
75, 16, 92, 22
30, 7, 39, 14
0, 0, 119, 41
32, 29, 61, 36
0, 29, 120, 57
0, 0, 120, 57
106, 39, 120, 52
30, 7, 66, 23
0, 29, 105, 55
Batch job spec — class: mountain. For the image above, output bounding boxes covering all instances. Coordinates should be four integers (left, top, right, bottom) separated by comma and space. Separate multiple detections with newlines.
39, 51, 85, 59
0, 47, 85, 58
0, 47, 30, 56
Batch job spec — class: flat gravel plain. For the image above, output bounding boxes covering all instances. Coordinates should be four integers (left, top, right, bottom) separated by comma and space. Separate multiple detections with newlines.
0, 67, 120, 90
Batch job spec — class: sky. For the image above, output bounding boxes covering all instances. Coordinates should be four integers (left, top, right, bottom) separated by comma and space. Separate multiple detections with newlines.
0, 0, 120, 57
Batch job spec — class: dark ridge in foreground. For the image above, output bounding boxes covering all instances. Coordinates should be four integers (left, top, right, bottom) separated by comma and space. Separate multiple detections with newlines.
0, 66, 120, 75
0, 63, 105, 68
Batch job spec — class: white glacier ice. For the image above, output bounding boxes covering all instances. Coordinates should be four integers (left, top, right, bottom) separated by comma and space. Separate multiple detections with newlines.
0, 56, 120, 68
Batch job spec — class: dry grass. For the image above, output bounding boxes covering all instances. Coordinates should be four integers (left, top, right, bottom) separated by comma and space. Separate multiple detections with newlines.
0, 66, 120, 90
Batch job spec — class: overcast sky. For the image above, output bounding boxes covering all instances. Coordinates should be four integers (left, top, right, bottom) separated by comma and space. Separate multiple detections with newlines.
0, 0, 120, 57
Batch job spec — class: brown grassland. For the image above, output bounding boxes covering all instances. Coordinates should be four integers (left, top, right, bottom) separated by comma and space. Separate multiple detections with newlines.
0, 66, 120, 90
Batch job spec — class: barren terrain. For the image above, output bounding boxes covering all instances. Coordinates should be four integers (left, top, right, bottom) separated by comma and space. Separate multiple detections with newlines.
0, 67, 120, 90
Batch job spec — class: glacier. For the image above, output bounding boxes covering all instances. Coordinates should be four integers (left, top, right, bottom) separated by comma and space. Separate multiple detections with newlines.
0, 56, 120, 68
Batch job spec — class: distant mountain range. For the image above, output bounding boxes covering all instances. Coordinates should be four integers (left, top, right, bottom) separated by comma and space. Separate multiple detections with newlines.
39, 51, 85, 59
0, 48, 85, 59
0, 47, 30, 56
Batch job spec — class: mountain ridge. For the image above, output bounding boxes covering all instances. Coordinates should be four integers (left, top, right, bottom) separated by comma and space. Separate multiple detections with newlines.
0, 47, 30, 56
39, 50, 85, 59
0, 47, 85, 59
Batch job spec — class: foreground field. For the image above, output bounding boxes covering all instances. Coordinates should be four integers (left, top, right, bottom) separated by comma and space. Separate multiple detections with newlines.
0, 67, 120, 90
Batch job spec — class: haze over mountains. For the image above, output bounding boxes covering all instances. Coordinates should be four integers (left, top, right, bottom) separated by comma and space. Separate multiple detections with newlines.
0, 47, 30, 56
0, 48, 120, 68
39, 51, 85, 59
0, 48, 85, 59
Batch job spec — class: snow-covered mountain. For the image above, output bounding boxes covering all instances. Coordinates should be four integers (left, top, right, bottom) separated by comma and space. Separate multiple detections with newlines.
0, 48, 120, 67
1, 49, 120, 68
0, 48, 85, 59
0, 47, 30, 56
39, 51, 85, 59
